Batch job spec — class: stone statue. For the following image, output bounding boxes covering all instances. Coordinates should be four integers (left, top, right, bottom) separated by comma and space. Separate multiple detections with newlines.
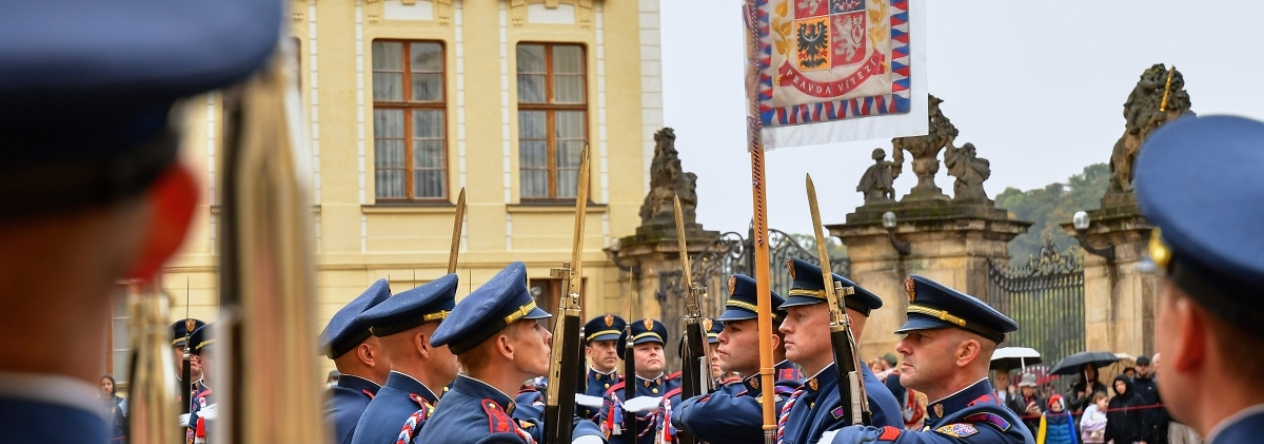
892, 94, 958, 200
639, 127, 700, 227
945, 142, 991, 203
857, 148, 897, 204
1106, 64, 1193, 197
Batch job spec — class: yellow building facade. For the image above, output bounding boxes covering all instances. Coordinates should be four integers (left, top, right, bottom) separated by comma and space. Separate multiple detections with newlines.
106, 0, 665, 379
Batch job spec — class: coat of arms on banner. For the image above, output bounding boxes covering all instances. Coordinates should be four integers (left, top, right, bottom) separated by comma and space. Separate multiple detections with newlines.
757, 0, 910, 126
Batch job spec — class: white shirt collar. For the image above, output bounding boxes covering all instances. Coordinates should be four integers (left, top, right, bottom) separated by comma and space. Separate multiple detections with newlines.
591, 367, 617, 376
1206, 403, 1264, 443
635, 372, 665, 382
929, 377, 990, 406
0, 371, 103, 416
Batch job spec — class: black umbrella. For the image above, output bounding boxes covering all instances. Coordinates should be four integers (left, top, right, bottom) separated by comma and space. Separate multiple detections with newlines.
1049, 351, 1119, 375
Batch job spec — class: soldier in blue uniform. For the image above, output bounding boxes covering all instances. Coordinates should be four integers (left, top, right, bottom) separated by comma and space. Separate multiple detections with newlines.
187, 325, 218, 443
579, 315, 628, 419
416, 262, 605, 443
776, 257, 903, 444
351, 275, 460, 444
599, 318, 682, 444
671, 274, 803, 444
320, 279, 393, 444
0, 1, 277, 442
823, 275, 1033, 444
657, 317, 732, 444
1134, 115, 1264, 444
172, 318, 209, 395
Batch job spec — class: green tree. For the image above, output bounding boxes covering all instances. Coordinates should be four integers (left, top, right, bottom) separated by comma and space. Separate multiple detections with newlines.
995, 163, 1109, 264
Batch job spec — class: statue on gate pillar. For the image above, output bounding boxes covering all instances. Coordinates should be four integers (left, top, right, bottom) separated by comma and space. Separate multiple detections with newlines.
857, 148, 898, 204
892, 95, 956, 201
945, 142, 992, 203
640, 128, 701, 230
1105, 64, 1193, 200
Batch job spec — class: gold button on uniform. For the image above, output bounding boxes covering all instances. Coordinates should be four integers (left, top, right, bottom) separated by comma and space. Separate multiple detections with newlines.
652, 388, 659, 394
604, 383, 610, 389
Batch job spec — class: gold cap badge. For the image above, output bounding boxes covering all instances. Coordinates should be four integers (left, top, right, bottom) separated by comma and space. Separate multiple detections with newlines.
604, 314, 614, 327
786, 259, 796, 279
703, 318, 713, 332
185, 318, 196, 333
643, 319, 654, 331
905, 276, 916, 302
728, 275, 737, 295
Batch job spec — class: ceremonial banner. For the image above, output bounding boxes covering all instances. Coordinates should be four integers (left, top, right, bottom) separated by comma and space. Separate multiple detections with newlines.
749, 0, 927, 148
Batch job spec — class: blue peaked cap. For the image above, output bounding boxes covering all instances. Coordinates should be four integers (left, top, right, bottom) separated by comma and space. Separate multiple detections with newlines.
358, 274, 458, 337
170, 318, 207, 348
895, 275, 1017, 343
430, 262, 550, 354
1135, 115, 1264, 337
717, 274, 786, 322
319, 280, 391, 359
583, 314, 627, 343
676, 318, 723, 358
189, 324, 214, 355
780, 257, 883, 316
0, 0, 281, 217
616, 318, 669, 360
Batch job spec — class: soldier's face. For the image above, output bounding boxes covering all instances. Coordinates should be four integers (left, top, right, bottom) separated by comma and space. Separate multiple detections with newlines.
172, 346, 202, 381
633, 342, 664, 376
708, 343, 723, 380
895, 328, 954, 394
780, 304, 831, 373
586, 339, 619, 372
512, 320, 553, 377
716, 318, 761, 375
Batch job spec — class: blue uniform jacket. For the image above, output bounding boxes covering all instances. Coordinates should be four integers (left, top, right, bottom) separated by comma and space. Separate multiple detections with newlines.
416, 375, 604, 444
598, 371, 681, 444
1209, 408, 1264, 444
0, 396, 108, 443
188, 384, 213, 441
350, 371, 439, 444
512, 368, 622, 421
777, 364, 902, 444
826, 379, 1034, 444
325, 375, 382, 444
672, 361, 803, 444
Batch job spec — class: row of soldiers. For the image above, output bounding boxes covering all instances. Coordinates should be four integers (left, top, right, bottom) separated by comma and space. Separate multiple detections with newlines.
317, 255, 1033, 444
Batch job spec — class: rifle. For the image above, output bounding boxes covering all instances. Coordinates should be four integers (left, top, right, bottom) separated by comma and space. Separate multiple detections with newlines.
544, 144, 590, 444
674, 195, 711, 444
805, 174, 870, 426
622, 324, 637, 441
182, 279, 193, 416
447, 187, 466, 274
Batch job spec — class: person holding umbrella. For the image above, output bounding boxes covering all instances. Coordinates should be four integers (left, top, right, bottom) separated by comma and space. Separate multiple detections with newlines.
1136, 116, 1264, 444
1064, 362, 1108, 413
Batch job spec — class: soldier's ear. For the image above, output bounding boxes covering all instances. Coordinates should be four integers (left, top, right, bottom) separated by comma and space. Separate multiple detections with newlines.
126, 164, 199, 281
1165, 292, 1207, 375
414, 331, 431, 358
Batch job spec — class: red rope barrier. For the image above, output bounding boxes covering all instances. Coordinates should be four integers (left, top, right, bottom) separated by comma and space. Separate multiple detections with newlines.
1015, 403, 1167, 421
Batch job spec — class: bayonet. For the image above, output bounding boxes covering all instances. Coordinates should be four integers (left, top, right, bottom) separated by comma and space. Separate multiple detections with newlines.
447, 187, 466, 274
674, 195, 712, 444
544, 144, 590, 444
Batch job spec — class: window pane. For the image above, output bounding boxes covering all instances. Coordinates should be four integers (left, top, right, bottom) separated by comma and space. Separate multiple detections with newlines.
518, 110, 547, 140
376, 170, 405, 198
411, 42, 443, 71
521, 170, 549, 199
415, 140, 446, 168
411, 73, 443, 102
413, 109, 445, 138
414, 169, 445, 198
374, 109, 405, 139
372, 42, 404, 101
517, 44, 546, 73
555, 110, 586, 139
372, 41, 404, 70
518, 74, 546, 103
554, 75, 585, 104
374, 73, 403, 101
519, 141, 548, 168
553, 45, 584, 74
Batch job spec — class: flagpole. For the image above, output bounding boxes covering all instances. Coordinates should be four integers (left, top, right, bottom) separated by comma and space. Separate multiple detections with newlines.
743, 1, 777, 441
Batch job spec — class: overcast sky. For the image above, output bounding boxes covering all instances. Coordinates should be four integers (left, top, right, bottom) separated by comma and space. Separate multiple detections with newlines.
660, 0, 1264, 235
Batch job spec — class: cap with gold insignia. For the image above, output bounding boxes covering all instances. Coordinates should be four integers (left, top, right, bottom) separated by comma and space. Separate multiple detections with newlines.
1135, 115, 1264, 338
780, 257, 883, 316
188, 324, 214, 355
616, 318, 669, 360
317, 279, 392, 359
895, 275, 1017, 343
430, 262, 551, 354
582, 314, 626, 343
170, 318, 207, 348
717, 274, 787, 322
676, 318, 723, 357
357, 274, 458, 338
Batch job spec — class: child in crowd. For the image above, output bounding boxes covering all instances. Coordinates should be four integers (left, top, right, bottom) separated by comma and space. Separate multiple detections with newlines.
1078, 392, 1109, 444
1037, 394, 1078, 444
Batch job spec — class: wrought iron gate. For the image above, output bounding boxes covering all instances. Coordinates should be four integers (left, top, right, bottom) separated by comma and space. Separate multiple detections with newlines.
988, 237, 1086, 384
655, 226, 849, 370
